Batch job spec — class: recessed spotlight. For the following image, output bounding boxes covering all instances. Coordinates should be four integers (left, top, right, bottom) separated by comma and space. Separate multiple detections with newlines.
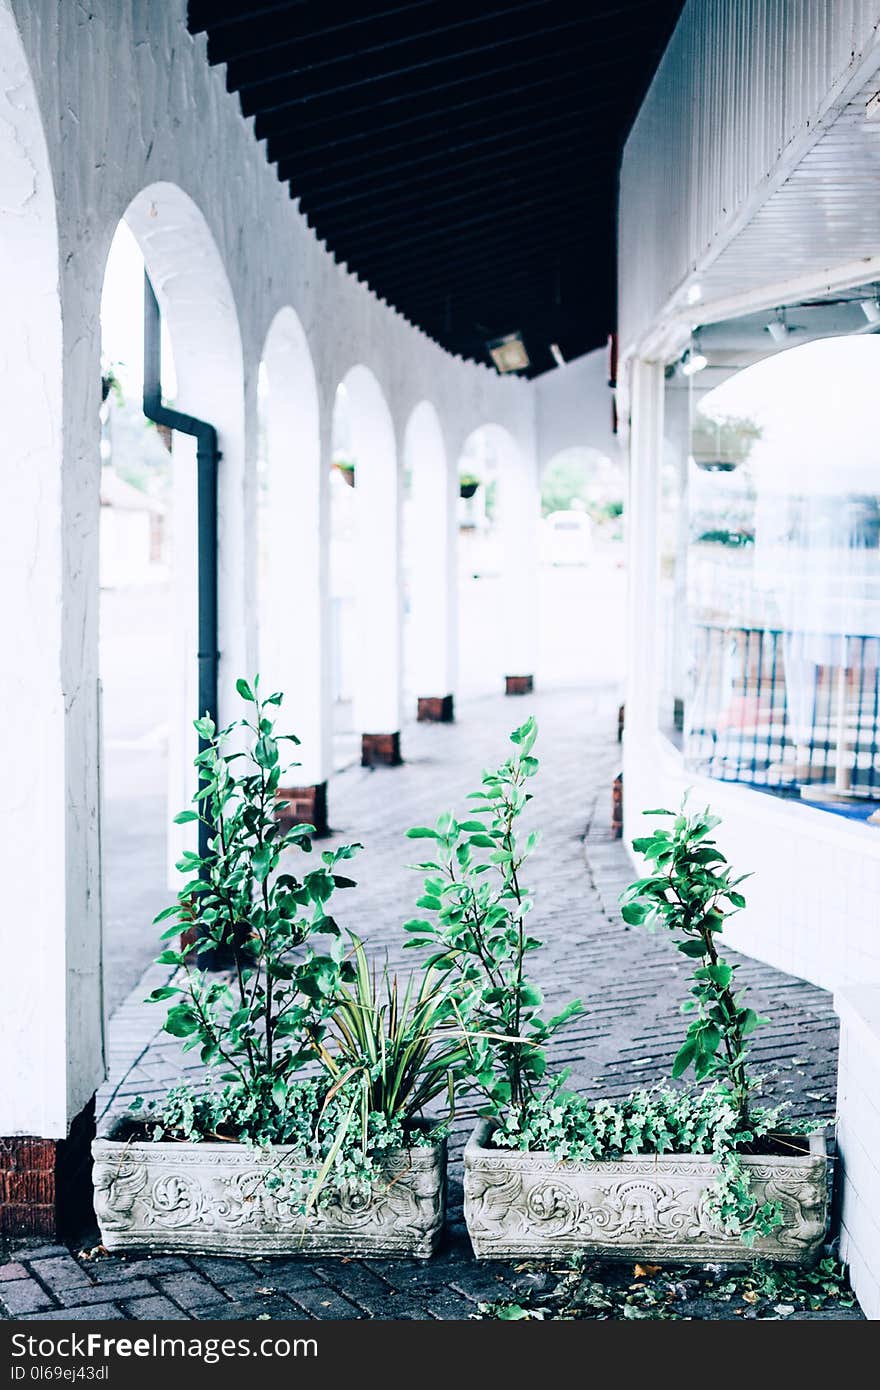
687, 283, 702, 305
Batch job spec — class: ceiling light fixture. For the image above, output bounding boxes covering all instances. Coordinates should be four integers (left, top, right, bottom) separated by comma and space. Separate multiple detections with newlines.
487, 332, 530, 374
680, 341, 707, 376
687, 283, 702, 305
766, 310, 791, 343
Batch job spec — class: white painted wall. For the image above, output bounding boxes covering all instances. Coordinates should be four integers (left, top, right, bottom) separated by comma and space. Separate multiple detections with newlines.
534, 347, 617, 473
836, 987, 880, 1319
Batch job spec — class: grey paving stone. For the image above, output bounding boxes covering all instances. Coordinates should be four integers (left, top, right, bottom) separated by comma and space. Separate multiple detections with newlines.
0, 1263, 27, 1282
0, 1278, 55, 1316
287, 1287, 361, 1319
189, 1256, 261, 1284
156, 1272, 231, 1312
49, 1280, 156, 1306
88, 1255, 191, 1283
121, 1295, 191, 1319
22, 1304, 123, 1321
26, 1255, 96, 1295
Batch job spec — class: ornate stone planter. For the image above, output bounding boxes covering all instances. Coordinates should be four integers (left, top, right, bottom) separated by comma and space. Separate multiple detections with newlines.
92, 1124, 446, 1259
464, 1121, 827, 1263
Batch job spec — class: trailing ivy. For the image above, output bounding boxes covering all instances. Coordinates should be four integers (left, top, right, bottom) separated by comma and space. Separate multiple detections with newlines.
490, 1080, 799, 1239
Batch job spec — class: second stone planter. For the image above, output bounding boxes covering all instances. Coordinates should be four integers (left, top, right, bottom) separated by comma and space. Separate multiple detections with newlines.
463, 1120, 827, 1263
92, 1122, 446, 1259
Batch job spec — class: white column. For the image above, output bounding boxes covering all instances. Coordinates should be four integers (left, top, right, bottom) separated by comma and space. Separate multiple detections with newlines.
354, 463, 403, 734
0, 8, 103, 1138
499, 447, 540, 680
405, 403, 457, 703
624, 357, 666, 736
258, 313, 329, 786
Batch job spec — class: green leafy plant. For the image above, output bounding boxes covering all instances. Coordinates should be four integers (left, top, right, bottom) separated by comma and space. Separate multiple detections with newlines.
619, 799, 763, 1127
489, 1078, 793, 1237
319, 934, 470, 1145
148, 677, 361, 1139
403, 718, 584, 1123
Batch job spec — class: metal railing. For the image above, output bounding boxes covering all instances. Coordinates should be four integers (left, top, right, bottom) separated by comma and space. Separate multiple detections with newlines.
685, 623, 880, 800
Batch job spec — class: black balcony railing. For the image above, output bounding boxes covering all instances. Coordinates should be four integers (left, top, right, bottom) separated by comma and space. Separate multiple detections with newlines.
685, 623, 880, 800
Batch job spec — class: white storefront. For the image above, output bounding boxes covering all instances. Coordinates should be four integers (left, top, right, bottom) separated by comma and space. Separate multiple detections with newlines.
618, 0, 880, 1317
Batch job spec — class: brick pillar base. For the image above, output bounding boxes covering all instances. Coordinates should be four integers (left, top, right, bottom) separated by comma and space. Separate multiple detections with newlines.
276, 782, 329, 837
617, 702, 625, 742
417, 695, 454, 723
505, 675, 534, 696
1, 1097, 96, 1239
361, 732, 402, 767
611, 771, 624, 840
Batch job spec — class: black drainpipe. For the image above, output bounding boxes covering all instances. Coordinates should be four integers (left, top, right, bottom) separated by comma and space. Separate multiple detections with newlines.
142, 272, 220, 869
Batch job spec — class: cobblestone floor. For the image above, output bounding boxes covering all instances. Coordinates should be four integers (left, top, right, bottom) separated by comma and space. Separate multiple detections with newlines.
1, 686, 856, 1320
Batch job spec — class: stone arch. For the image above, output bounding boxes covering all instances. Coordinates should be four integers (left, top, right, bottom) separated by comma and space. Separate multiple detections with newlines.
100, 184, 246, 889
403, 401, 457, 718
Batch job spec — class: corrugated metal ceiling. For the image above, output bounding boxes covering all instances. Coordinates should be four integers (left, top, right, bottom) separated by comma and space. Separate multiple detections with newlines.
188, 0, 684, 375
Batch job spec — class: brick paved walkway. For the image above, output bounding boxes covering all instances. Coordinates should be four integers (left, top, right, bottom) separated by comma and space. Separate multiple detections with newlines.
1, 686, 853, 1320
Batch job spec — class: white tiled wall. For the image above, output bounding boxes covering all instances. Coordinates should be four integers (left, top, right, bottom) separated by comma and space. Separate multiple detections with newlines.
836, 988, 880, 1320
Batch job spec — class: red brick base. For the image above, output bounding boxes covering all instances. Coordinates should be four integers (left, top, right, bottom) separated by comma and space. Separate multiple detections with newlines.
611, 771, 624, 840
618, 702, 625, 742
361, 732, 402, 767
276, 782, 329, 837
417, 695, 454, 723
505, 675, 534, 696
0, 1097, 96, 1238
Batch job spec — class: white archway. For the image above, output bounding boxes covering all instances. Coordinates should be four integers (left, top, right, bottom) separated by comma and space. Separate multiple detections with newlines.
403, 401, 457, 719
257, 307, 328, 821
111, 184, 246, 883
332, 365, 402, 763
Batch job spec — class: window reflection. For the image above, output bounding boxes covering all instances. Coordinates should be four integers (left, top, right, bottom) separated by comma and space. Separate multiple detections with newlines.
683, 337, 880, 810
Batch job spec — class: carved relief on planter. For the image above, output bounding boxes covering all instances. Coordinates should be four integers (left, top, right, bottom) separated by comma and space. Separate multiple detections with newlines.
463, 1121, 827, 1263
92, 1127, 446, 1258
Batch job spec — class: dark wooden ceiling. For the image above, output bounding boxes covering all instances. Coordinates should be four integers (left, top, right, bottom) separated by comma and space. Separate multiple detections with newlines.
188, 1, 684, 376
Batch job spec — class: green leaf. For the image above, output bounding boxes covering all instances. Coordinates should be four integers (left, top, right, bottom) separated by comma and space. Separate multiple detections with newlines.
620, 902, 648, 925
236, 678, 255, 701
406, 827, 440, 839
671, 1038, 697, 1078
173, 810, 199, 825
164, 1005, 200, 1038
677, 939, 707, 958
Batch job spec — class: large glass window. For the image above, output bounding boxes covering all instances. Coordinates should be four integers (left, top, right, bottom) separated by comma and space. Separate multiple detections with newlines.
682, 336, 880, 814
